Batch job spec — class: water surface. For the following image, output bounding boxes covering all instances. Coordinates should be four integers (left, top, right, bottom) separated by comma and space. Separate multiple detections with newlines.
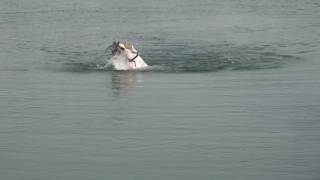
1, 0, 320, 179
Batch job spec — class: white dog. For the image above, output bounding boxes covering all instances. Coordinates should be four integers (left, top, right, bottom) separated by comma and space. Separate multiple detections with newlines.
109, 42, 148, 70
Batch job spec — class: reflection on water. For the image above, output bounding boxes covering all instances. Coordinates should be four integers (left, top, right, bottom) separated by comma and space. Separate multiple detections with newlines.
110, 71, 145, 122
111, 71, 144, 95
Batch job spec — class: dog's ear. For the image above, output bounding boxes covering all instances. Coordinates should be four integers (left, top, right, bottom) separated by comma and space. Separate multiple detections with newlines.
124, 42, 133, 50
131, 45, 137, 53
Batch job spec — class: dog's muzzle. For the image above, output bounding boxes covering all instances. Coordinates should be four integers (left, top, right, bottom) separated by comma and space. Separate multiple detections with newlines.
105, 41, 120, 55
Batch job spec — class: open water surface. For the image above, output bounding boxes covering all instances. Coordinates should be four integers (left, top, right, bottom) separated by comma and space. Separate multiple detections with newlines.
1, 0, 320, 179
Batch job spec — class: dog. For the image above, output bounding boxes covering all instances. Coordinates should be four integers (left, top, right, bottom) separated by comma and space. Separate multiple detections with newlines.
108, 42, 148, 70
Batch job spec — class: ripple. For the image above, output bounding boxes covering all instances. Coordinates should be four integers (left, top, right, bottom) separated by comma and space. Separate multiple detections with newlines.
41, 42, 300, 73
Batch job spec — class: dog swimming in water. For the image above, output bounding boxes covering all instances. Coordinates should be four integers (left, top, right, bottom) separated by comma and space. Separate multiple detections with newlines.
107, 41, 148, 70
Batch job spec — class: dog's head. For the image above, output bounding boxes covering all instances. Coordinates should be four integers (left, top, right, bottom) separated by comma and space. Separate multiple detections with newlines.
110, 41, 138, 58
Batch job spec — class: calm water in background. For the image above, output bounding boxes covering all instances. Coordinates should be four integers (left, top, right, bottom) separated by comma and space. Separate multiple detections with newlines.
1, 0, 320, 179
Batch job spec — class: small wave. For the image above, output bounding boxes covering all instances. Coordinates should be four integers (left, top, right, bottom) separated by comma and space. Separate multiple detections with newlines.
0, 67, 28, 72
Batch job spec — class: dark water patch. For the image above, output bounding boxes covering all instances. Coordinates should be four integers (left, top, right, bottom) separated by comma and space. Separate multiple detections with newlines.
142, 42, 300, 72
0, 67, 28, 72
40, 46, 110, 72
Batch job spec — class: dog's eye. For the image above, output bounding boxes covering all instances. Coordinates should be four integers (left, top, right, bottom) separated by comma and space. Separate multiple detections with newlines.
119, 47, 125, 50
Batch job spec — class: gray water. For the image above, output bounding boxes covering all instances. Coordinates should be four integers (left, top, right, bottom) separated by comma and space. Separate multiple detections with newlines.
1, 0, 320, 179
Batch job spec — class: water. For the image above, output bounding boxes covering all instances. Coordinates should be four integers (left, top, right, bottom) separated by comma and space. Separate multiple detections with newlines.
1, 0, 320, 179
